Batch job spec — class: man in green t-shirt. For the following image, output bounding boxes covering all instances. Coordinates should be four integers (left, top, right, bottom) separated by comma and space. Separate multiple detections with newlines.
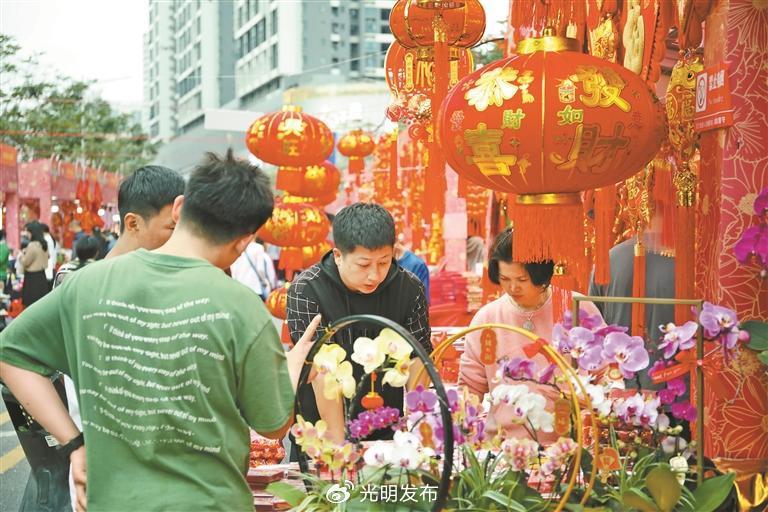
0, 151, 320, 512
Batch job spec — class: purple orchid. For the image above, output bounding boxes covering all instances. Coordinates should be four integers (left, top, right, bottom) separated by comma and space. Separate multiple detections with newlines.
499, 357, 537, 380
561, 309, 604, 330
446, 388, 460, 413
538, 363, 557, 384
648, 359, 670, 378
699, 302, 740, 350
658, 321, 699, 359
347, 407, 400, 440
671, 401, 697, 422
602, 332, 650, 378
405, 385, 438, 413
734, 187, 768, 276
755, 187, 768, 215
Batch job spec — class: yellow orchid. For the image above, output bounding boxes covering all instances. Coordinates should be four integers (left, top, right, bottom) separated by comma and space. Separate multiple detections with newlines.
377, 328, 413, 361
465, 67, 521, 112
382, 358, 412, 388
323, 361, 356, 400
313, 343, 347, 375
351, 336, 387, 374
290, 416, 328, 458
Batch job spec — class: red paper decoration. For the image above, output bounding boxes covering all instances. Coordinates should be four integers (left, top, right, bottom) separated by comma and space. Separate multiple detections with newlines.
257, 198, 330, 248
278, 161, 340, 199
389, 0, 485, 50
246, 105, 334, 167
265, 284, 289, 320
337, 129, 375, 174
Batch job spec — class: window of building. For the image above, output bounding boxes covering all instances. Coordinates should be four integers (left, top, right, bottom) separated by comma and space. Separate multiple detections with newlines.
196, 16, 201, 37
332, 6, 339, 17
256, 19, 266, 45
270, 44, 277, 69
238, 5, 243, 27
350, 59, 359, 71
380, 8, 390, 20
332, 57, 339, 63
350, 24, 359, 35
151, 123, 159, 137
271, 9, 277, 34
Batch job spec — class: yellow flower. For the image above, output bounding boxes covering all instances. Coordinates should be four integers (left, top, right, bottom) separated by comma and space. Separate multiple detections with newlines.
382, 358, 412, 388
377, 328, 413, 361
465, 67, 520, 112
313, 343, 347, 375
323, 361, 356, 400
351, 336, 387, 374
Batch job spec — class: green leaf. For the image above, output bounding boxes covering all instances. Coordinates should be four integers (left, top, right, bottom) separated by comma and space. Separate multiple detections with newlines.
266, 481, 308, 507
691, 473, 736, 512
743, 321, 768, 350
758, 351, 768, 366
481, 490, 527, 512
645, 465, 682, 512
622, 489, 661, 512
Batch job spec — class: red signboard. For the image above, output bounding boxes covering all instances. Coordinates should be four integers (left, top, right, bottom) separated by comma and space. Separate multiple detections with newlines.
694, 62, 734, 132
0, 144, 19, 192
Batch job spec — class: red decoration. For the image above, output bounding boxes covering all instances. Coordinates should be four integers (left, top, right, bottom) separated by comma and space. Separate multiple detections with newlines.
385, 41, 474, 98
265, 285, 289, 320
389, 0, 485, 50
246, 105, 334, 167
438, 35, 665, 283
337, 129, 375, 175
279, 161, 340, 199
257, 198, 330, 248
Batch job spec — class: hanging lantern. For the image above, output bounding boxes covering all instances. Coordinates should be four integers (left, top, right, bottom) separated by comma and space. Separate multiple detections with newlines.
337, 129, 375, 175
438, 33, 665, 282
278, 161, 340, 199
385, 42, 474, 96
246, 105, 334, 167
257, 198, 330, 247
389, 0, 485, 50
265, 284, 290, 320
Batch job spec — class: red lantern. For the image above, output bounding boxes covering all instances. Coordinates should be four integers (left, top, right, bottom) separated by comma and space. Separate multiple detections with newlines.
385, 42, 474, 96
279, 161, 340, 199
389, 0, 485, 50
438, 34, 665, 281
246, 105, 333, 167
281, 192, 337, 207
265, 284, 289, 320
257, 198, 330, 247
337, 129, 375, 174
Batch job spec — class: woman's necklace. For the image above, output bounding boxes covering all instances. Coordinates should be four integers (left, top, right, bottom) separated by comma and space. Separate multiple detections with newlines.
508, 288, 551, 332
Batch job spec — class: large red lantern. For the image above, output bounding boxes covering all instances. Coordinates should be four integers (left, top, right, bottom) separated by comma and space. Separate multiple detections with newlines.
439, 35, 665, 278
257, 198, 330, 247
337, 129, 375, 174
386, 42, 474, 96
246, 105, 334, 167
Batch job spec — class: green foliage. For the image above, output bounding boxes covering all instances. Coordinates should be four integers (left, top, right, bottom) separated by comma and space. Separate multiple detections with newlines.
690, 473, 736, 512
743, 321, 768, 368
0, 33, 157, 174
446, 445, 545, 512
645, 466, 681, 512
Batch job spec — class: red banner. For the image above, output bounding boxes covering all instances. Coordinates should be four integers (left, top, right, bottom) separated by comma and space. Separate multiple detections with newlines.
0, 144, 18, 193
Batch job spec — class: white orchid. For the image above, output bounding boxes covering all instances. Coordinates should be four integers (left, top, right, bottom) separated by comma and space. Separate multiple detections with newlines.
382, 358, 411, 388
351, 336, 386, 374
490, 384, 529, 406
378, 328, 413, 361
363, 441, 393, 467
322, 360, 356, 400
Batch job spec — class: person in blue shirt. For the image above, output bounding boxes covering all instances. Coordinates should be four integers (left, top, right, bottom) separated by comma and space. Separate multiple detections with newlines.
395, 236, 430, 303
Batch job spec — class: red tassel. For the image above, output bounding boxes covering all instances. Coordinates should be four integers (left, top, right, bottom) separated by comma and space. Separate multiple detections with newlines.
510, 200, 587, 278
389, 133, 398, 197
594, 184, 617, 285
675, 203, 696, 324
631, 240, 646, 337
654, 162, 676, 251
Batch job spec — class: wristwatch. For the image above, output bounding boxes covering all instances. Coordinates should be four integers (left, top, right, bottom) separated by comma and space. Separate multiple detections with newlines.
57, 432, 85, 459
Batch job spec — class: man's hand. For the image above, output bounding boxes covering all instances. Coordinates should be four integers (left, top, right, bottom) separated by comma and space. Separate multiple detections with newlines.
70, 445, 87, 512
285, 315, 322, 390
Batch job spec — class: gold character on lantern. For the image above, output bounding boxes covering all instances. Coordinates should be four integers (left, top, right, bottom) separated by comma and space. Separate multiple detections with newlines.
404, 52, 415, 91
282, 140, 299, 157
516, 70, 535, 104
502, 108, 526, 130
549, 123, 630, 173
464, 123, 519, 177
278, 117, 306, 137
556, 105, 584, 126
465, 67, 521, 112
570, 66, 631, 112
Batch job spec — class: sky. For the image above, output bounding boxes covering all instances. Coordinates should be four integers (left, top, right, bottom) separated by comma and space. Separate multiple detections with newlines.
0, 0, 508, 112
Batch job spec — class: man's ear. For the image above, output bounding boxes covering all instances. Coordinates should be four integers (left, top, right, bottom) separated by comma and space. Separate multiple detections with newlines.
332, 247, 343, 266
233, 233, 254, 256
123, 212, 141, 234
171, 195, 184, 223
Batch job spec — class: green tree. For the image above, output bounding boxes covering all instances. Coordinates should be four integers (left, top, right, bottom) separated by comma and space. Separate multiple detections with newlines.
0, 34, 157, 174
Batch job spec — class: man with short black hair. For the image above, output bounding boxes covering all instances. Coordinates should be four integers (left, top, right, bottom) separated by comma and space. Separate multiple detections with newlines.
0, 150, 320, 511
287, 202, 431, 443
107, 165, 185, 259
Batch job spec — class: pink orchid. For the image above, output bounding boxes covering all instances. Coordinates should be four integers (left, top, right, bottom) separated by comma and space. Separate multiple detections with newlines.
602, 332, 650, 378
658, 321, 699, 359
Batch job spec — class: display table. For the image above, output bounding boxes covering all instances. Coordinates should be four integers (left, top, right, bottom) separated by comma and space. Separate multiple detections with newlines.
248, 464, 304, 511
